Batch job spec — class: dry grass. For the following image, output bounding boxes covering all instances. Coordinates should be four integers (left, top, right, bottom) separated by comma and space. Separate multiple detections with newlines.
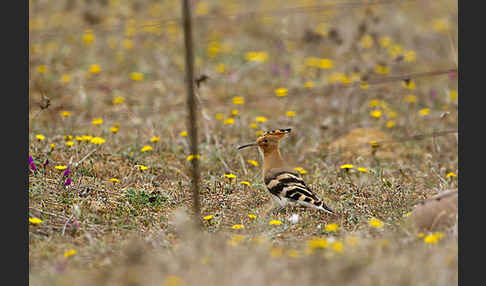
29, 0, 458, 285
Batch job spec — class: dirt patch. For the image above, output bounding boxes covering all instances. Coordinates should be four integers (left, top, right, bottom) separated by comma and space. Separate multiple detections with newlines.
324, 128, 403, 160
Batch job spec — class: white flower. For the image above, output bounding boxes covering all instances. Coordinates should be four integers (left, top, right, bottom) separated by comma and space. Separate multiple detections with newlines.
288, 213, 299, 224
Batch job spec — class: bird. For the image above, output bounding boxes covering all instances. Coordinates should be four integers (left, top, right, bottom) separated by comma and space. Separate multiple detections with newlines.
238, 128, 334, 214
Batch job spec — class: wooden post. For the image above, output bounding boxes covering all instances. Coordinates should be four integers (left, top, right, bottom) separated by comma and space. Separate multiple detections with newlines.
181, 0, 201, 228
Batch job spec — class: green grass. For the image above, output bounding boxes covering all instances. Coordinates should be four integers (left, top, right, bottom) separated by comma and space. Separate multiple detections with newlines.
29, 0, 457, 285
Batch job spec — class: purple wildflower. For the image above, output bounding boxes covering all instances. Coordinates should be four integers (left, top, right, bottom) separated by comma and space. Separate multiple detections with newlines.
43, 159, 49, 167
64, 178, 72, 186
29, 156, 37, 171
429, 89, 437, 99
271, 64, 279, 76
62, 167, 70, 178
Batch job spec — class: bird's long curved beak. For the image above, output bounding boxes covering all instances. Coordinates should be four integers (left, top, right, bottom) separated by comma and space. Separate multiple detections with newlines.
237, 143, 258, 150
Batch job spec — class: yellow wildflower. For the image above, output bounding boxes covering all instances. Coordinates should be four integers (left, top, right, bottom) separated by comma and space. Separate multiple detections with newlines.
232, 96, 244, 105
368, 218, 384, 228
402, 80, 416, 90
187, 154, 200, 161
419, 108, 430, 116
308, 238, 328, 249
179, 131, 188, 137
255, 116, 267, 123
203, 215, 213, 221
65, 141, 74, 147
224, 174, 237, 179
29, 217, 43, 224
304, 81, 314, 88
275, 88, 288, 97
240, 181, 251, 186
294, 167, 307, 175
387, 110, 397, 118
432, 18, 449, 32
269, 220, 282, 225
90, 137, 106, 144
60, 74, 71, 83
37, 65, 47, 73
109, 178, 120, 183
82, 30, 95, 46
249, 123, 258, 129
360, 82, 369, 89
164, 275, 182, 286
55, 166, 68, 170
331, 241, 344, 253
245, 51, 268, 62
64, 249, 77, 258
248, 214, 257, 219
247, 160, 259, 166
270, 247, 283, 258
231, 109, 239, 116
286, 111, 296, 117
60, 111, 71, 117
130, 72, 144, 81
388, 44, 403, 57
89, 64, 101, 74
386, 120, 396, 128
110, 127, 119, 133
368, 99, 380, 107
287, 249, 300, 258
450, 90, 458, 100
113, 96, 125, 105
374, 64, 389, 75
404, 50, 416, 62
370, 110, 382, 118
405, 94, 417, 103
328, 72, 346, 83
446, 172, 457, 178
224, 118, 235, 125
358, 167, 369, 173
123, 39, 134, 50
216, 63, 225, 73
379, 36, 391, 48
324, 223, 339, 232
91, 118, 103, 125
424, 234, 439, 244
151, 136, 160, 142
340, 164, 354, 170
50, 143, 56, 149
318, 58, 333, 69
232, 224, 245, 230
35, 134, 45, 141
140, 145, 153, 152
360, 34, 374, 48
139, 165, 149, 171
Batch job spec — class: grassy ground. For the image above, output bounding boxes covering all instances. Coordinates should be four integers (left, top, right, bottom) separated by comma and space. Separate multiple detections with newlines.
29, 0, 458, 285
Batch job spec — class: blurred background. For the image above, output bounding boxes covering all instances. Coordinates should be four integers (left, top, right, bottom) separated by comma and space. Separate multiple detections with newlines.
29, 1, 458, 285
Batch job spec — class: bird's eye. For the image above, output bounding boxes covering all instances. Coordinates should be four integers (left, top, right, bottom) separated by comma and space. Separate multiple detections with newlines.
263, 139, 268, 143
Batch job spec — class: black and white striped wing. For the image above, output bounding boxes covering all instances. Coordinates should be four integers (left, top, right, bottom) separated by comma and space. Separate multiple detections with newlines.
264, 171, 334, 213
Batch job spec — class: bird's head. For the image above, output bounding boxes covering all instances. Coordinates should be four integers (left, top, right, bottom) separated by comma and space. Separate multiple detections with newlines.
238, 128, 291, 154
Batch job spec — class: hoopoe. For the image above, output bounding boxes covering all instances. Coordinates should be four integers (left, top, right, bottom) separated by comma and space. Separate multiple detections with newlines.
238, 128, 334, 214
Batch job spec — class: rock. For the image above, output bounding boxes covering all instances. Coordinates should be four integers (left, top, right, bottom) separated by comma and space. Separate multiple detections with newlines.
407, 189, 458, 232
